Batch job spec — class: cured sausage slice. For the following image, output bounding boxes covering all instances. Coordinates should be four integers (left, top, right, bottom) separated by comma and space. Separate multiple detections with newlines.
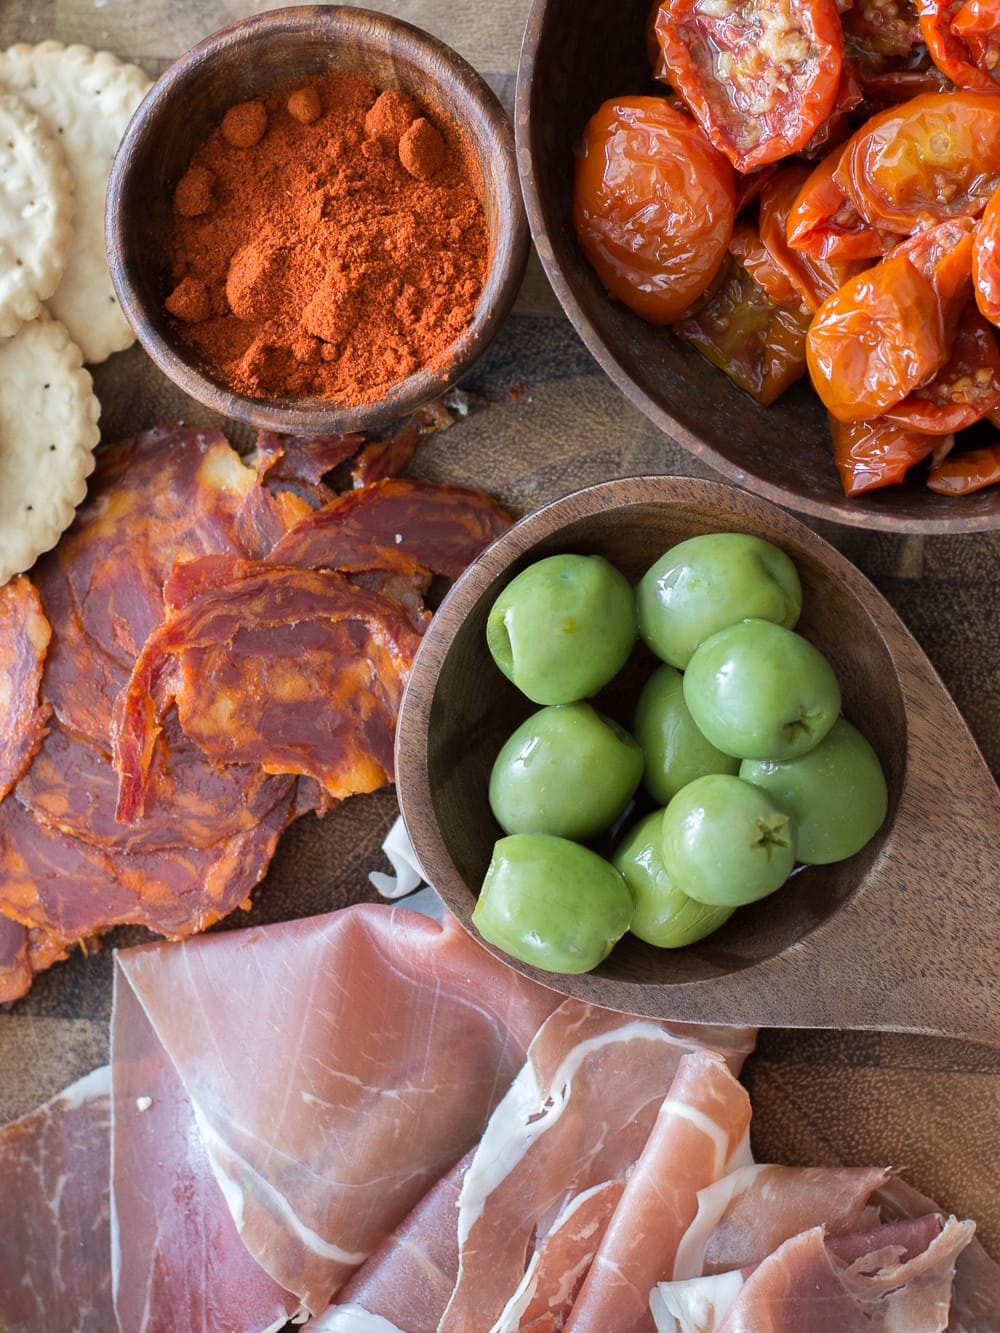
0, 575, 51, 802
113, 566, 423, 820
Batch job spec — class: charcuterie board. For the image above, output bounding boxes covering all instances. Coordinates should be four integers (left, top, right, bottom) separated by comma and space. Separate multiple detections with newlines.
0, 0, 998, 1267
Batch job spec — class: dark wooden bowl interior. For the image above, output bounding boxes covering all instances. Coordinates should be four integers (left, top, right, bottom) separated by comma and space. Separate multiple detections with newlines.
107, 4, 528, 433
515, 0, 1000, 533
396, 477, 908, 1009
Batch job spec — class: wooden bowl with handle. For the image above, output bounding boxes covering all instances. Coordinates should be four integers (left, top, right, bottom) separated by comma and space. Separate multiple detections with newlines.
395, 476, 1000, 1044
106, 4, 528, 434
515, 0, 1000, 534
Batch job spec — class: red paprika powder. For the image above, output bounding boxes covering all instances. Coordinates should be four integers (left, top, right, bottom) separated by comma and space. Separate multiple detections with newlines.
165, 73, 490, 403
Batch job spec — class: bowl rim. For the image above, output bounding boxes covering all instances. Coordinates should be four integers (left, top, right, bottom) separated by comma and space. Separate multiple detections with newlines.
106, 3, 530, 434
513, 0, 1000, 535
395, 473, 914, 1019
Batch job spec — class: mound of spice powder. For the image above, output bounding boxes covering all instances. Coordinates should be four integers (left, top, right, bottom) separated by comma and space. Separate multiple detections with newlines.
164, 73, 490, 402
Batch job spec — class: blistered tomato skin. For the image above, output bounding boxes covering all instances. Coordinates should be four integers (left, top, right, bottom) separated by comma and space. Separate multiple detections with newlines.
636, 532, 802, 669
683, 619, 841, 760
488, 702, 644, 841
486, 553, 637, 706
633, 664, 739, 804
573, 96, 736, 324
613, 809, 734, 947
661, 774, 797, 907
473, 834, 633, 974
740, 717, 888, 864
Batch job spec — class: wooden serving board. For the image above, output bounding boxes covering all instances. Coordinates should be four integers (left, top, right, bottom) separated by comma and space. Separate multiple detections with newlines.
0, 0, 998, 1263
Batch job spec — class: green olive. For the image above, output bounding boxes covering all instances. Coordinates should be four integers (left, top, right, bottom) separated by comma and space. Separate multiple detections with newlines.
661, 773, 797, 906
636, 532, 802, 669
613, 809, 733, 947
473, 833, 633, 973
633, 663, 740, 803
740, 717, 888, 864
488, 702, 644, 840
683, 619, 841, 761
486, 553, 638, 705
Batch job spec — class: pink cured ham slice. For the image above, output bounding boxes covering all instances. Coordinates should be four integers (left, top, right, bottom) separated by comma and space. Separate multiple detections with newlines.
650, 1214, 976, 1332
0, 576, 51, 803
267, 476, 511, 580
438, 1002, 757, 1332
0, 1067, 114, 1332
112, 565, 422, 820
564, 1051, 754, 1333
110, 905, 561, 1318
672, 1163, 893, 1278
321, 1152, 476, 1332
112, 954, 299, 1333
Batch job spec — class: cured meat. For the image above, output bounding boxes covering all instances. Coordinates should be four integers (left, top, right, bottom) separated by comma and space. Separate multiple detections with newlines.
112, 954, 299, 1333
253, 428, 362, 489
110, 905, 561, 1318
0, 575, 51, 802
324, 1153, 476, 1332
438, 1003, 756, 1332
267, 476, 512, 580
650, 1214, 977, 1332
31, 425, 285, 742
0, 772, 295, 940
564, 1051, 754, 1333
113, 566, 422, 819
673, 1163, 892, 1278
0, 1067, 114, 1333
0, 914, 30, 1004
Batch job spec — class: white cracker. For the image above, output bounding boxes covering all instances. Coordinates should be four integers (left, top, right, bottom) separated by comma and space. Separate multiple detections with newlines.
0, 317, 101, 585
0, 42, 151, 364
0, 92, 75, 338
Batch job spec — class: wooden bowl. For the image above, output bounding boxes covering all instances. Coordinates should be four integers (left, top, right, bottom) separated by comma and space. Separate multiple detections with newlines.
395, 477, 1000, 1043
515, 0, 1000, 534
106, 4, 528, 434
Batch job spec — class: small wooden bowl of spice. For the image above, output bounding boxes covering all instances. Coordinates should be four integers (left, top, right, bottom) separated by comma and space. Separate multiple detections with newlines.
106, 5, 528, 432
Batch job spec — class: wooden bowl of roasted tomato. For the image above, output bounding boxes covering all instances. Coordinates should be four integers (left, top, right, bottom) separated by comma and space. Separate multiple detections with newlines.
516, 0, 1000, 532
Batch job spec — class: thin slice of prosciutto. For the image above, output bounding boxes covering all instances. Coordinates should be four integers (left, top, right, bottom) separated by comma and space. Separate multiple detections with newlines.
0, 1067, 114, 1333
111, 904, 561, 1319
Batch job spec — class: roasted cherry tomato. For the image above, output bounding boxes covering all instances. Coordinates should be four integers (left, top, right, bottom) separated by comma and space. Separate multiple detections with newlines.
652, 0, 844, 170
829, 413, 947, 493
883, 305, 1000, 432
729, 222, 800, 304
786, 150, 894, 261
974, 185, 1000, 325
918, 0, 1000, 91
798, 67, 864, 159
573, 96, 735, 324
834, 90, 1000, 233
927, 442, 1000, 492
758, 164, 869, 310
675, 253, 810, 405
843, 0, 924, 59
806, 218, 974, 420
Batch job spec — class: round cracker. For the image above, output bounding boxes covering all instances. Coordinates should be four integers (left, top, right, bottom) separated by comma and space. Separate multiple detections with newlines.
0, 93, 75, 339
0, 42, 151, 364
0, 317, 101, 585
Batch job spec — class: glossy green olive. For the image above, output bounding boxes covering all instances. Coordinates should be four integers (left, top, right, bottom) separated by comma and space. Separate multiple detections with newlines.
683, 619, 841, 760
489, 702, 643, 840
613, 809, 734, 947
473, 833, 633, 973
633, 663, 739, 803
661, 773, 797, 906
740, 717, 888, 864
486, 553, 638, 704
636, 532, 802, 669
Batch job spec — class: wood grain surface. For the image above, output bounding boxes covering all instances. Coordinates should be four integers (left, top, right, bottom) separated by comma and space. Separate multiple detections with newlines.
0, 0, 998, 1264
